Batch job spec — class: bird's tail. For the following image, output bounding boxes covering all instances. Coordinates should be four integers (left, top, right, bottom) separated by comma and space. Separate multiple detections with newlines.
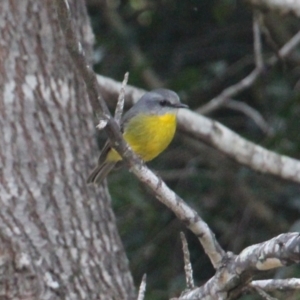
87, 162, 116, 185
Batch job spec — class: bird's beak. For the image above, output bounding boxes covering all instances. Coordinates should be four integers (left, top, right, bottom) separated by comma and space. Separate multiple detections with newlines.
174, 103, 189, 109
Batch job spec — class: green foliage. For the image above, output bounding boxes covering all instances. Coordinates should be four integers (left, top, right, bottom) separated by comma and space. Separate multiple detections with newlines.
87, 0, 300, 298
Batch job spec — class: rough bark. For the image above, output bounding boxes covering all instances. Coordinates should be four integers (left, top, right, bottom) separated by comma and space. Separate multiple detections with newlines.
0, 0, 135, 299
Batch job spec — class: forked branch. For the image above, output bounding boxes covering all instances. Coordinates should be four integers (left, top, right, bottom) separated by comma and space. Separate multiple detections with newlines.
55, 0, 225, 269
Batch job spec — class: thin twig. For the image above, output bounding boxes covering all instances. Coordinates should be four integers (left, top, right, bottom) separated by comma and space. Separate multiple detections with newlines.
180, 232, 194, 289
198, 30, 300, 114
271, 30, 300, 61
224, 99, 273, 135
115, 72, 129, 125
253, 10, 264, 70
137, 274, 147, 300
253, 286, 278, 300
259, 17, 281, 59
198, 68, 261, 114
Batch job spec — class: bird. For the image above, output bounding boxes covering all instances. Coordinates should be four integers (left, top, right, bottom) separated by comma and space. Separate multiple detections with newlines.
87, 88, 188, 185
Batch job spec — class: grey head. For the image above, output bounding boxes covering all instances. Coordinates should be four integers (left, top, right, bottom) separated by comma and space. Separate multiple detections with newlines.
122, 89, 188, 125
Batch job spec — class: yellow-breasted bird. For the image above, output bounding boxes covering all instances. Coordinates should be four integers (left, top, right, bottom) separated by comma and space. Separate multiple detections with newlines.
87, 89, 188, 184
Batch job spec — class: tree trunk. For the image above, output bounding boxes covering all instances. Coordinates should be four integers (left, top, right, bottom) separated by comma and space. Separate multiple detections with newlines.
0, 0, 135, 299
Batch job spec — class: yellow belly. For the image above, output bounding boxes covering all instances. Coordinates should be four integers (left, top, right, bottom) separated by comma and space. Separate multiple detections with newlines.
106, 113, 177, 162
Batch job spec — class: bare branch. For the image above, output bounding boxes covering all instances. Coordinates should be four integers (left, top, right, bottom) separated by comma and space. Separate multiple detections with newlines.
252, 286, 278, 300
114, 72, 129, 125
55, 0, 225, 269
253, 10, 264, 70
128, 162, 226, 268
271, 29, 300, 61
198, 68, 260, 114
179, 109, 300, 183
223, 99, 273, 135
137, 274, 147, 300
96, 74, 145, 106
259, 17, 281, 57
177, 233, 300, 300
180, 232, 194, 289
235, 233, 300, 271
250, 278, 300, 291
198, 30, 300, 114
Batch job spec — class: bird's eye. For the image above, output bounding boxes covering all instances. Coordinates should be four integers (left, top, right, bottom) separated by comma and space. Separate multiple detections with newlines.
160, 100, 169, 106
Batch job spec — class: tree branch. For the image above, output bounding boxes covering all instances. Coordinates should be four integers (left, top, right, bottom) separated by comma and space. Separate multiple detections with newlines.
180, 232, 194, 289
250, 278, 300, 291
179, 109, 300, 183
198, 30, 300, 114
55, 0, 225, 269
176, 233, 300, 300
137, 274, 147, 300
252, 286, 278, 300
114, 72, 129, 125
223, 98, 273, 135
234, 232, 300, 271
253, 10, 264, 70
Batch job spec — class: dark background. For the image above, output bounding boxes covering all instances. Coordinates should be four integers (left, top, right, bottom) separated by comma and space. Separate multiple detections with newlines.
86, 0, 300, 299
